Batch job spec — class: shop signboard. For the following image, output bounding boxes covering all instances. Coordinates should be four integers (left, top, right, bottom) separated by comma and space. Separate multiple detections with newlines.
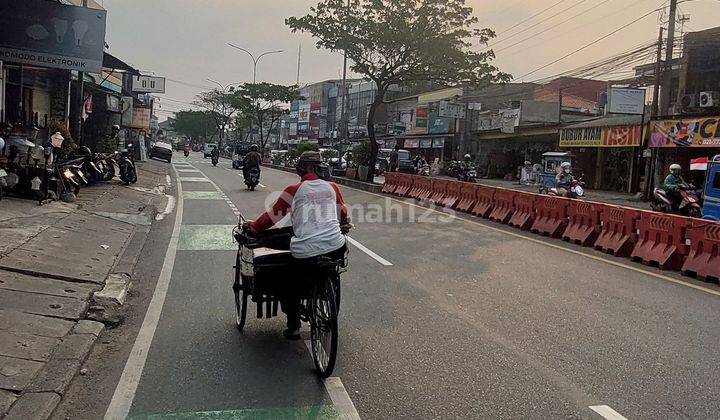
420, 138, 433, 148
560, 125, 642, 147
432, 138, 445, 148
130, 107, 151, 130
429, 116, 451, 134
649, 117, 720, 147
132, 76, 166, 94
0, 0, 107, 73
298, 103, 310, 123
476, 108, 519, 132
438, 101, 466, 119
404, 139, 420, 148
409, 107, 429, 135
608, 87, 645, 115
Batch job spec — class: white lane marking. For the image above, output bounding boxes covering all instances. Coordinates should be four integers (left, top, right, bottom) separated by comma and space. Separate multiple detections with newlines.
303, 341, 360, 420
105, 166, 185, 420
155, 195, 177, 221
589, 405, 627, 420
346, 236, 392, 266
165, 175, 171, 186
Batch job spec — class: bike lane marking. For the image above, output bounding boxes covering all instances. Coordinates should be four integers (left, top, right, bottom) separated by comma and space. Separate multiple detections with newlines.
589, 405, 628, 420
305, 341, 361, 420
105, 165, 185, 420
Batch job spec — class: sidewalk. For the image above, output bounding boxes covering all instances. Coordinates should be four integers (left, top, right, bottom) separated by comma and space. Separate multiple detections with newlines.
0, 160, 170, 419
474, 178, 652, 210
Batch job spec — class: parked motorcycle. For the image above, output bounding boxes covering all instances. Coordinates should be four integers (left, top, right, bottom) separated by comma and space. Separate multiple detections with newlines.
245, 167, 260, 191
103, 152, 117, 181
119, 148, 138, 185
651, 183, 702, 218
548, 178, 586, 199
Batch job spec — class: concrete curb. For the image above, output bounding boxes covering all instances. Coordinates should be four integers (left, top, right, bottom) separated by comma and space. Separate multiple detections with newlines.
262, 164, 383, 193
3, 321, 104, 420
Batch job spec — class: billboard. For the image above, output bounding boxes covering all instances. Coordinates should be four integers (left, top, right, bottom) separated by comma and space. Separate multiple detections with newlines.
649, 117, 720, 147
560, 125, 642, 147
132, 76, 166, 93
438, 101, 466, 119
130, 108, 151, 130
0, 0, 107, 73
608, 87, 645, 115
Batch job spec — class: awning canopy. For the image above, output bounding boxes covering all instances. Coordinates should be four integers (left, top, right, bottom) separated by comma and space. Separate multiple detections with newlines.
102, 53, 140, 75
562, 114, 643, 129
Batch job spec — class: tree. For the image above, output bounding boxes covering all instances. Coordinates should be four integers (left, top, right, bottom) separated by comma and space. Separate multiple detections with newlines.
194, 89, 247, 150
235, 83, 303, 156
173, 110, 218, 145
287, 0, 510, 181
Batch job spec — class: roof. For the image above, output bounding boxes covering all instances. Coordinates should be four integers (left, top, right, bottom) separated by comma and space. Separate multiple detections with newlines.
562, 114, 642, 129
103, 53, 140, 75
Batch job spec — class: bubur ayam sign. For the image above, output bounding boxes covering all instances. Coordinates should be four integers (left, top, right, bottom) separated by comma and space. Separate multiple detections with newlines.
559, 125, 642, 147
649, 117, 720, 147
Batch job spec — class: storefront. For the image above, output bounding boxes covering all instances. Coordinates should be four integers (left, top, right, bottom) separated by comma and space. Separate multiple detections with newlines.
649, 116, 720, 188
381, 135, 450, 162
559, 116, 643, 192
473, 126, 558, 179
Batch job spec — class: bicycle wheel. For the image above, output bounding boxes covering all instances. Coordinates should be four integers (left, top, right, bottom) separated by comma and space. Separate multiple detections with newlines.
233, 253, 248, 332
310, 277, 338, 378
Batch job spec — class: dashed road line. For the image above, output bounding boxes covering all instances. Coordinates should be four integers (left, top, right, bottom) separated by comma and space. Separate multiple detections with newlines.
590, 405, 627, 420
346, 236, 393, 266
304, 341, 361, 420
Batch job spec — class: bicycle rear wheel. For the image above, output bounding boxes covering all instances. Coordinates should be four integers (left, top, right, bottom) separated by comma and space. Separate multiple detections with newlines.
233, 253, 248, 332
310, 277, 338, 378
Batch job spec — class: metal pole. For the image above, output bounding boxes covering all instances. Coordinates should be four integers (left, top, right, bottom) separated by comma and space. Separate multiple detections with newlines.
338, 0, 350, 147
645, 27, 665, 199
659, 0, 678, 115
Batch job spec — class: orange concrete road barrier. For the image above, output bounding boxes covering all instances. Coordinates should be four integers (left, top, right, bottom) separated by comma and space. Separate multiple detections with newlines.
488, 188, 515, 224
471, 185, 495, 218
531, 195, 570, 238
682, 221, 720, 281
456, 184, 478, 213
441, 180, 462, 208
593, 205, 641, 257
508, 192, 538, 231
630, 211, 691, 270
562, 201, 602, 246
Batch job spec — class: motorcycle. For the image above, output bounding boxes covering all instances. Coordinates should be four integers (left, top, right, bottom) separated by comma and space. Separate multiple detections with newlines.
119, 149, 138, 185
184, 149, 190, 157
457, 166, 477, 183
244, 166, 260, 191
103, 152, 117, 181
651, 183, 702, 218
417, 164, 430, 176
211, 154, 219, 166
548, 178, 586, 199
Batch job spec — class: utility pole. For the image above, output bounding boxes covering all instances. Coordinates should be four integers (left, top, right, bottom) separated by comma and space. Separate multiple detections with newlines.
296, 44, 301, 86
659, 0, 678, 115
645, 26, 665, 199
76, 0, 89, 145
338, 0, 350, 151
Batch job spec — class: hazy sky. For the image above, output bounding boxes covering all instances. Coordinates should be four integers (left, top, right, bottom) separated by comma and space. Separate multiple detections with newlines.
101, 0, 719, 121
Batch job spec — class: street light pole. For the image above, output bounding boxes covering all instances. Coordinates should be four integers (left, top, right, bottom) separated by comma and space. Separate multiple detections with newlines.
206, 78, 239, 151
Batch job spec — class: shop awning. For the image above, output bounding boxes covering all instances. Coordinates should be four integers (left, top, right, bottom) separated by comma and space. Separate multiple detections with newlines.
102, 53, 140, 75
559, 115, 643, 148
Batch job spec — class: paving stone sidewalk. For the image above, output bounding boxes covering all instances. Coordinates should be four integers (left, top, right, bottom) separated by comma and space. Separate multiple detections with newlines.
0, 160, 171, 419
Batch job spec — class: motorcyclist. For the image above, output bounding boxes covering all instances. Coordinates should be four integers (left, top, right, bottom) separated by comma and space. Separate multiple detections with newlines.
211, 145, 220, 159
555, 162, 574, 196
183, 144, 190, 157
662, 164, 686, 208
413, 154, 427, 172
244, 151, 350, 340
242, 144, 262, 179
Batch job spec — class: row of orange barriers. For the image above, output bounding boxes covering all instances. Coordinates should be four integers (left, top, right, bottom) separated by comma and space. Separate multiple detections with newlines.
382, 172, 720, 281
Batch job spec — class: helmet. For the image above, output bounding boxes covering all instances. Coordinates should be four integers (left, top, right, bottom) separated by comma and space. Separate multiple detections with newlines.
112, 124, 120, 130
560, 161, 571, 169
670, 163, 681, 174
80, 146, 92, 156
250, 144, 259, 152
298, 151, 322, 164
464, 154, 471, 160
0, 137, 5, 151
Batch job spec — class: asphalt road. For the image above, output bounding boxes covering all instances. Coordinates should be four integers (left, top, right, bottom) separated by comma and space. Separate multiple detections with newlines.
69, 152, 720, 419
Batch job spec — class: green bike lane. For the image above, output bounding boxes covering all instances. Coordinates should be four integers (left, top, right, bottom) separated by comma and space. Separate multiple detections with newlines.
110, 157, 345, 419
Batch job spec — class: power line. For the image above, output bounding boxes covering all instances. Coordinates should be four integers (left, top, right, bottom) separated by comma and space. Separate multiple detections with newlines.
513, 5, 662, 81
487, 0, 594, 49
495, 0, 568, 36
499, 0, 652, 57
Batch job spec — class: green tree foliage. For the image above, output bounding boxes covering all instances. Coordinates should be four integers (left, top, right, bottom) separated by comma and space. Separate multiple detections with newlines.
287, 0, 510, 180
194, 89, 248, 149
235, 83, 303, 155
173, 110, 219, 144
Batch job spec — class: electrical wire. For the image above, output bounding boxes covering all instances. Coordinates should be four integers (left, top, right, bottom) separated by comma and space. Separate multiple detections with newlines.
512, 5, 663, 81
486, 0, 594, 49
495, 0, 568, 36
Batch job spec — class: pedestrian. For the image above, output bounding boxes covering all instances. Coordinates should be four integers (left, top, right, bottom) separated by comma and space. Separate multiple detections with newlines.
389, 145, 399, 172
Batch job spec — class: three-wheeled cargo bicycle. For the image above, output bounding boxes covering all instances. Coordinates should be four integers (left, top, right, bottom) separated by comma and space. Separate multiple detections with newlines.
232, 218, 347, 378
